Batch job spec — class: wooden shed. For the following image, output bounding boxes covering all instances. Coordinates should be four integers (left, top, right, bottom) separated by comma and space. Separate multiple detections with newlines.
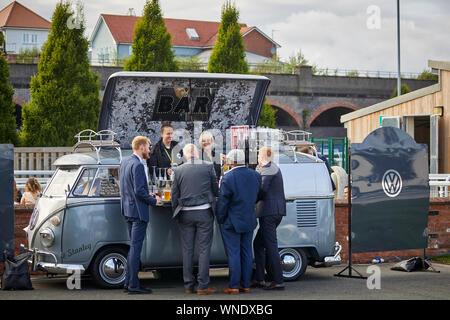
341, 60, 449, 174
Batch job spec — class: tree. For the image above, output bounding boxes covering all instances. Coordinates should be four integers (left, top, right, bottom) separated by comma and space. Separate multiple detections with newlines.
417, 69, 438, 81
176, 55, 203, 72
390, 83, 411, 98
21, 1, 100, 147
124, 0, 178, 72
0, 33, 19, 145
258, 101, 277, 128
208, 1, 248, 74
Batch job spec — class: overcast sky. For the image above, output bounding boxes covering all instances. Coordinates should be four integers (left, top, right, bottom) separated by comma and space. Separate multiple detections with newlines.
3, 0, 449, 73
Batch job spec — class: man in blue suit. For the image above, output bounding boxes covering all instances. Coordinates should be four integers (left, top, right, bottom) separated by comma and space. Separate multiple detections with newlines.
216, 149, 262, 294
119, 136, 161, 294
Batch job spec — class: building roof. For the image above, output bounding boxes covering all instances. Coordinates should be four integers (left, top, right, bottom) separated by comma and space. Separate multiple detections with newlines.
0, 1, 50, 29
95, 14, 280, 49
340, 60, 447, 124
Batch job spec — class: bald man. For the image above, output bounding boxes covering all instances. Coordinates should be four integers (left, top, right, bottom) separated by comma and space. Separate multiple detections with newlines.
171, 144, 219, 295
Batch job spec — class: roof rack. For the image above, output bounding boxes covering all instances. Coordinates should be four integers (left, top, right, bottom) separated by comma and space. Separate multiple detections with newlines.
282, 130, 314, 147
73, 129, 122, 164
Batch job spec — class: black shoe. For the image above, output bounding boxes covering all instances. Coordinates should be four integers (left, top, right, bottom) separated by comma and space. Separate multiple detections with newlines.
128, 287, 153, 294
250, 280, 266, 288
123, 285, 128, 293
263, 282, 285, 290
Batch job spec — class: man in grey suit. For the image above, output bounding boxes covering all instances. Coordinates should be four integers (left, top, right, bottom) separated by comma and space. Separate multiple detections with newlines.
171, 144, 219, 295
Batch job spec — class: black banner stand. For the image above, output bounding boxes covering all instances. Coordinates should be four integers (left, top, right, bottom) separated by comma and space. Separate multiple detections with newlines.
334, 148, 367, 279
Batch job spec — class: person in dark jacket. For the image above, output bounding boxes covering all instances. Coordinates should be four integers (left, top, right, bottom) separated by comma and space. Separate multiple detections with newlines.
119, 136, 161, 294
253, 147, 286, 290
216, 149, 262, 294
147, 122, 181, 180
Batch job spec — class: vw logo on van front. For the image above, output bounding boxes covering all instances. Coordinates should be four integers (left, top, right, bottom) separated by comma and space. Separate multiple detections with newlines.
382, 169, 402, 198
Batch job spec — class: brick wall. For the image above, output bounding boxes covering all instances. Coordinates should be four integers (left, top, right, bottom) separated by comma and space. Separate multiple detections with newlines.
242, 29, 275, 59
1, 200, 449, 275
335, 198, 450, 263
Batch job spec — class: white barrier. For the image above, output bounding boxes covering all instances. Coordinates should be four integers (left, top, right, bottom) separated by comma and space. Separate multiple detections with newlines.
14, 170, 54, 191
429, 174, 450, 198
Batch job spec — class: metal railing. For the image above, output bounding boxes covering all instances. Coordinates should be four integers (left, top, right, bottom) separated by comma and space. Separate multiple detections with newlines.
14, 170, 54, 191
88, 58, 423, 78
429, 174, 450, 198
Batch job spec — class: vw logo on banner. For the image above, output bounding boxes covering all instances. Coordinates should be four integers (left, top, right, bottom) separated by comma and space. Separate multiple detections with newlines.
382, 169, 402, 198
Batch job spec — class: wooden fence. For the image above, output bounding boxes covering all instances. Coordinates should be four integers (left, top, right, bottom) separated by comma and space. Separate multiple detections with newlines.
14, 147, 73, 171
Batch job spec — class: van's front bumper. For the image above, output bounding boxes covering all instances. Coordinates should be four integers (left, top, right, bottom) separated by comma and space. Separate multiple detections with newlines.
35, 262, 86, 274
22, 244, 86, 275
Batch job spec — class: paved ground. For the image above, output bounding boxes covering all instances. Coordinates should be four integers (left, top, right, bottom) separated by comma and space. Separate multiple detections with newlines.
1, 263, 449, 300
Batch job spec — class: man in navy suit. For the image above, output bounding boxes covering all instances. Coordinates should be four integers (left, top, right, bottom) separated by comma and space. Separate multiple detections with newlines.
119, 136, 162, 294
216, 149, 262, 294
253, 147, 286, 290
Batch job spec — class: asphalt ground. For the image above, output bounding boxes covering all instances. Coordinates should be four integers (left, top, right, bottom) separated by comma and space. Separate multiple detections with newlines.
1, 262, 449, 301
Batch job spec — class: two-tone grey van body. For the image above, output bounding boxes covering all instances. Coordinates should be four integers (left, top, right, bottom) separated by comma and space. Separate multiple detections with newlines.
24, 72, 340, 288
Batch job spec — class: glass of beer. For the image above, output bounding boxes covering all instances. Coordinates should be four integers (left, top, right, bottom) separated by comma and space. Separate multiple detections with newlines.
163, 189, 171, 202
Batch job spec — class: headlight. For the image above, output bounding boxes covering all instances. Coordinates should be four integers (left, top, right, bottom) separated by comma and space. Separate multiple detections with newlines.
39, 228, 55, 247
29, 208, 40, 231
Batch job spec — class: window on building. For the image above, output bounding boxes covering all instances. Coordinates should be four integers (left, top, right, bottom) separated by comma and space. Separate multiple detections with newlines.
186, 28, 200, 41
23, 34, 29, 43
31, 34, 38, 43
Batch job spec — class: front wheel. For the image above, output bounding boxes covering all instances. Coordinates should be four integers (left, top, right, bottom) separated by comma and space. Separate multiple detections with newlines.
91, 247, 128, 289
279, 248, 307, 281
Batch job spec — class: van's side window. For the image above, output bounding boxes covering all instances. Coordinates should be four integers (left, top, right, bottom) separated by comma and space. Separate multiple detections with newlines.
89, 167, 120, 198
73, 168, 98, 196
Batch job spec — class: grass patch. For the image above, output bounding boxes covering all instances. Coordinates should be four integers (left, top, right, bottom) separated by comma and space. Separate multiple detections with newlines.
430, 254, 450, 264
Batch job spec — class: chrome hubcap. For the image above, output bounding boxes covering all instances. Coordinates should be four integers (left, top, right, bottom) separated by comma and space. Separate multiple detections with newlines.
100, 253, 127, 284
279, 249, 302, 279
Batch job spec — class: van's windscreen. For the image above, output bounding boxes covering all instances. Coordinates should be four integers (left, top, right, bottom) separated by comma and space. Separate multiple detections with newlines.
44, 168, 79, 196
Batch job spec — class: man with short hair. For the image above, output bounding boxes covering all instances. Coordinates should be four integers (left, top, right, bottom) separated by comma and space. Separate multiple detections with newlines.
147, 122, 181, 178
253, 146, 286, 290
216, 149, 262, 294
119, 136, 162, 294
171, 144, 219, 295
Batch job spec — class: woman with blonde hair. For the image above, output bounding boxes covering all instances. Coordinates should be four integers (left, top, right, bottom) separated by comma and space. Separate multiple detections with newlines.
20, 177, 42, 205
199, 131, 221, 182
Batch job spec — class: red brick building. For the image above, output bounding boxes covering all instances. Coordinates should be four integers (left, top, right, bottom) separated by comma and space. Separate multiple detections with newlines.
89, 14, 281, 66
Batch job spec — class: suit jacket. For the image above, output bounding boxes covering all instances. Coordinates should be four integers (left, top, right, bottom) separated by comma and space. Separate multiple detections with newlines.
171, 160, 219, 218
255, 162, 286, 218
119, 154, 157, 223
216, 166, 262, 233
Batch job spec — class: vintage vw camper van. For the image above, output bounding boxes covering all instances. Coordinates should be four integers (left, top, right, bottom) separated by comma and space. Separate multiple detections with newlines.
24, 72, 341, 288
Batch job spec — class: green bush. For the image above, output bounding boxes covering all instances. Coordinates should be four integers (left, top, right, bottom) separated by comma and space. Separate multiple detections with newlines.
124, 0, 178, 72
21, 1, 100, 147
208, 1, 248, 74
0, 35, 19, 145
